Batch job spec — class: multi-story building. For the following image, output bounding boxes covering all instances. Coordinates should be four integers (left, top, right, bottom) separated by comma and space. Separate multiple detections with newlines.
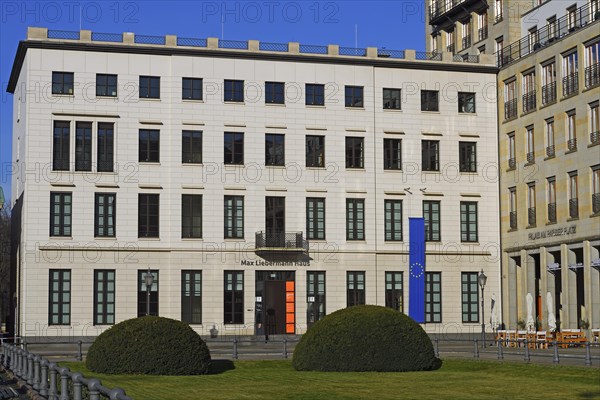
7, 27, 499, 339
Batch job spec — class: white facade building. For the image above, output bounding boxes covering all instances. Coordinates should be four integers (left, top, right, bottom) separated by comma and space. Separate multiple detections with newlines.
8, 27, 499, 339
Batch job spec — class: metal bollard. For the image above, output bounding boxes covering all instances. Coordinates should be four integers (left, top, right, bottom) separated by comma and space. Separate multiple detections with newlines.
48, 363, 59, 400
434, 338, 440, 358
232, 338, 238, 360
109, 388, 127, 400
40, 359, 49, 397
585, 342, 592, 366
33, 355, 41, 390
77, 340, 83, 362
524, 339, 531, 362
88, 379, 102, 400
15, 348, 21, 377
72, 372, 83, 400
552, 341, 560, 364
283, 339, 288, 359
59, 367, 71, 400
497, 339, 504, 360
27, 353, 34, 385
474, 339, 479, 358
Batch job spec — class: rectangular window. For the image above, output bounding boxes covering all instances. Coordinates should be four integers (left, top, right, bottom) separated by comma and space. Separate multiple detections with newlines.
182, 270, 202, 324
306, 198, 325, 240
96, 74, 117, 97
542, 62, 556, 105
567, 5, 577, 30
563, 51, 579, 96
526, 126, 535, 164
592, 165, 600, 214
224, 79, 244, 102
347, 271, 365, 307
459, 142, 477, 172
461, 272, 479, 323
508, 133, 516, 169
496, 36, 504, 65
384, 200, 403, 241
591, 102, 599, 145
139, 129, 160, 163
423, 200, 441, 241
224, 196, 244, 239
50, 192, 72, 237
421, 90, 439, 112
346, 199, 365, 240
345, 86, 364, 108
345, 137, 364, 169
49, 269, 71, 325
547, 16, 557, 39
509, 187, 517, 229
528, 27, 538, 52
460, 202, 478, 242
224, 271, 244, 324
383, 138, 402, 170
138, 194, 159, 238
97, 122, 114, 172
182, 194, 202, 239
139, 76, 160, 99
461, 19, 472, 49
422, 140, 440, 172
52, 71, 74, 95
569, 171, 578, 218
446, 31, 455, 53
306, 135, 325, 167
265, 134, 285, 166
265, 81, 285, 104
182, 77, 202, 100
458, 92, 476, 113
182, 130, 202, 164
306, 84, 325, 106
585, 41, 600, 88
95, 193, 116, 237
522, 71, 536, 113
75, 121, 92, 171
547, 176, 556, 223
495, 0, 503, 21
527, 182, 536, 227
504, 79, 517, 119
425, 272, 442, 323
137, 270, 158, 316
567, 111, 577, 151
53, 121, 70, 171
383, 88, 401, 110
94, 270, 115, 325
307, 271, 326, 325
224, 132, 244, 165
545, 118, 555, 157
385, 272, 403, 312
478, 12, 488, 41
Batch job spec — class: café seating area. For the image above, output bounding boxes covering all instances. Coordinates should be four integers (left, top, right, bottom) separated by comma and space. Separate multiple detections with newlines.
495, 329, 595, 348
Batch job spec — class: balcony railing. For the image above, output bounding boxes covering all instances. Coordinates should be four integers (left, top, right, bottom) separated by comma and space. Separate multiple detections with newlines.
504, 99, 517, 120
509, 211, 517, 230
528, 207, 536, 227
591, 131, 600, 146
593, 193, 600, 214
508, 157, 516, 170
563, 72, 579, 96
494, 1, 599, 68
567, 138, 578, 151
255, 231, 309, 253
462, 35, 472, 49
569, 198, 579, 218
447, 43, 455, 53
546, 145, 555, 158
585, 63, 600, 88
547, 203, 557, 223
541, 81, 556, 105
523, 91, 536, 113
478, 26, 488, 41
526, 151, 535, 164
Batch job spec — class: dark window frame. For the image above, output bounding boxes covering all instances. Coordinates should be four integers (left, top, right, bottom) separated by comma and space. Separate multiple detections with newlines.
94, 270, 116, 325
422, 140, 440, 172
265, 81, 285, 104
139, 75, 160, 99
423, 200, 441, 242
385, 272, 403, 312
345, 85, 364, 108
421, 90, 439, 112
306, 197, 326, 240
182, 130, 203, 164
97, 122, 114, 172
50, 192, 72, 237
459, 141, 477, 172
182, 77, 203, 100
224, 132, 244, 165
346, 199, 365, 241
224, 196, 244, 239
383, 88, 401, 110
384, 138, 402, 170
52, 71, 74, 95
96, 74, 117, 97
347, 271, 366, 307
138, 194, 159, 238
265, 133, 285, 166
458, 92, 476, 113
224, 270, 244, 324
345, 137, 364, 169
53, 121, 70, 171
94, 193, 116, 238
425, 272, 442, 323
306, 135, 325, 167
137, 270, 159, 316
75, 121, 92, 171
49, 269, 71, 325
307, 271, 326, 325
182, 194, 202, 239
306, 83, 325, 106
460, 201, 478, 242
224, 79, 244, 102
139, 129, 160, 163
461, 272, 479, 323
181, 270, 202, 324
384, 199, 403, 241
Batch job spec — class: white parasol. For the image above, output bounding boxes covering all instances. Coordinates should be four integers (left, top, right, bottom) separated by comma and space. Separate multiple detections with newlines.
490, 293, 498, 331
526, 293, 535, 331
547, 292, 557, 332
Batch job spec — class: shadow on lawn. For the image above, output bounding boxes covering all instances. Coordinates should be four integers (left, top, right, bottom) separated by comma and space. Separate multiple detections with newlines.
577, 392, 600, 399
208, 359, 235, 375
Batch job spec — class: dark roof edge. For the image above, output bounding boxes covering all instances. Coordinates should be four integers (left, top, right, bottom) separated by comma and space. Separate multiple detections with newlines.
7, 41, 498, 93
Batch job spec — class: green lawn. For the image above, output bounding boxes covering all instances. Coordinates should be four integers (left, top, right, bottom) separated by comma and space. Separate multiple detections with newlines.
61, 359, 600, 400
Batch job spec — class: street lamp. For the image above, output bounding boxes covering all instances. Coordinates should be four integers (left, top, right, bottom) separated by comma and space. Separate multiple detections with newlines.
144, 268, 154, 316
478, 269, 487, 347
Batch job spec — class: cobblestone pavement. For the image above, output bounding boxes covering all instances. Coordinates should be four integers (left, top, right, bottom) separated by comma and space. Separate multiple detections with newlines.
0, 370, 29, 400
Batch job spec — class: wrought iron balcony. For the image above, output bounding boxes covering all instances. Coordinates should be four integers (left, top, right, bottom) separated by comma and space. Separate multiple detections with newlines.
567, 138, 577, 152
429, 0, 488, 32
526, 151, 535, 164
546, 145, 555, 158
593, 193, 600, 214
528, 207, 536, 227
462, 35, 472, 49
504, 99, 517, 120
569, 198, 579, 219
478, 26, 488, 41
541, 81, 556, 105
563, 73, 579, 97
591, 131, 600, 146
508, 157, 516, 170
447, 43, 455, 53
547, 203, 556, 223
522, 91, 536, 113
585, 63, 600, 88
255, 231, 309, 253
509, 211, 517, 230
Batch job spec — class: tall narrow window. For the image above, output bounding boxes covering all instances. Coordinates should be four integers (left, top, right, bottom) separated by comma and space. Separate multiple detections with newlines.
137, 270, 158, 316
224, 132, 244, 165
383, 138, 402, 170
508, 133, 516, 169
567, 5, 577, 30
425, 272, 442, 323
527, 183, 536, 227
139, 76, 160, 99
460, 202, 478, 242
138, 194, 159, 238
182, 270, 202, 324
528, 27, 538, 53
50, 192, 72, 237
52, 72, 74, 95
509, 187, 517, 229
345, 86, 364, 107
459, 142, 477, 172
95, 193, 116, 237
383, 88, 401, 110
139, 129, 160, 163
97, 122, 114, 172
49, 269, 71, 325
182, 77, 202, 100
265, 81, 285, 104
421, 90, 439, 112
346, 199, 365, 240
422, 140, 440, 172
224, 271, 244, 324
224, 196, 244, 239
224, 79, 244, 102
542, 62, 556, 105
75, 122, 92, 171
567, 110, 577, 151
526, 126, 535, 164
461, 272, 479, 323
461, 19, 471, 49
345, 137, 364, 168
569, 171, 578, 218
265, 134, 285, 166
545, 118, 555, 158
496, 36, 505, 65
347, 271, 365, 307
94, 270, 115, 325
585, 41, 599, 88
306, 198, 325, 240
504, 79, 517, 119
458, 92, 476, 113
384, 200, 403, 241
547, 16, 557, 40
385, 272, 403, 312
307, 271, 326, 326
592, 165, 600, 214
423, 200, 441, 241
305, 84, 325, 106
563, 51, 579, 96
478, 12, 488, 41
306, 135, 325, 167
182, 130, 202, 164
446, 31, 455, 53
591, 102, 599, 145
96, 74, 117, 97
547, 177, 556, 223
53, 121, 70, 171
495, 0, 503, 21
522, 71, 536, 113
182, 194, 202, 239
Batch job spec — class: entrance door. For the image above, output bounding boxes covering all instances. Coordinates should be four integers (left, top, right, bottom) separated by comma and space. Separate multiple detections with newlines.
264, 280, 286, 335
266, 197, 285, 247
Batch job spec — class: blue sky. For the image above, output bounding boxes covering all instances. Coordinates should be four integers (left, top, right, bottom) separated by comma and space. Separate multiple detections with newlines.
0, 0, 427, 203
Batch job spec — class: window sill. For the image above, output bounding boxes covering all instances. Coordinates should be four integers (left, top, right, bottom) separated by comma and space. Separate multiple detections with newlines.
223, 163, 245, 167
567, 217, 579, 222
224, 101, 245, 104
546, 221, 557, 226
182, 162, 203, 166
308, 239, 327, 243
139, 162, 161, 165
591, 213, 600, 218
384, 240, 404, 243
565, 149, 577, 155
524, 161, 535, 167
182, 99, 204, 103
507, 228, 518, 233
266, 165, 286, 168
460, 171, 478, 175
588, 142, 600, 148
561, 92, 579, 101
52, 94, 74, 97
94, 237, 117, 240
383, 168, 403, 172
138, 237, 160, 240
346, 167, 366, 171
526, 225, 537, 229
139, 98, 161, 101
49, 236, 73, 240
520, 110, 536, 117
306, 105, 326, 108
224, 238, 245, 242
346, 240, 367, 243
383, 108, 402, 112
503, 116, 518, 124
540, 100, 556, 109
583, 84, 600, 93
182, 237, 204, 241
265, 103, 286, 107
422, 170, 441, 174
544, 155, 555, 161
421, 110, 441, 114
345, 107, 365, 110
461, 241, 479, 244
458, 112, 477, 116
506, 167, 516, 172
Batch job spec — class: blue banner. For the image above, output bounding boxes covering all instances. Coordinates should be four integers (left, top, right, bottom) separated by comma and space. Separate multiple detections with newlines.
408, 217, 426, 323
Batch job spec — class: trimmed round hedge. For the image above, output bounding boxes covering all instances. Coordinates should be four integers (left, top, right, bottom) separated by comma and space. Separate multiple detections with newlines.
86, 316, 211, 375
292, 305, 441, 372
